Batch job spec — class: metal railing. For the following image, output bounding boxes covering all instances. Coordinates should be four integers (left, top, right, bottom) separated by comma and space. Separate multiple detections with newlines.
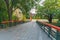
0, 20, 23, 28
36, 21, 60, 40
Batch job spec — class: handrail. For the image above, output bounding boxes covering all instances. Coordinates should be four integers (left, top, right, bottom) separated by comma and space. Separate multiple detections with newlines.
1, 20, 22, 24
0, 20, 23, 28
38, 21, 60, 31
37, 21, 60, 40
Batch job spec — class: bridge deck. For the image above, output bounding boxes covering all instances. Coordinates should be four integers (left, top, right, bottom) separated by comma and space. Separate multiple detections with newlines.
0, 22, 51, 40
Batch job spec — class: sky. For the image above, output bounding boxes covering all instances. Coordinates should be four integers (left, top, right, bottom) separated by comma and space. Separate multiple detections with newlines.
39, 0, 45, 6
30, 8, 37, 14
30, 0, 45, 14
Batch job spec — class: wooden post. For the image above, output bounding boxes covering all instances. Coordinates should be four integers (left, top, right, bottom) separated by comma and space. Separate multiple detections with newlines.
30, 14, 32, 21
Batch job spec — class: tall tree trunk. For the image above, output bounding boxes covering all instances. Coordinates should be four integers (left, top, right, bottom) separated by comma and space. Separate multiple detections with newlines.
4, 0, 13, 27
48, 14, 53, 23
4, 0, 12, 21
8, 7, 12, 21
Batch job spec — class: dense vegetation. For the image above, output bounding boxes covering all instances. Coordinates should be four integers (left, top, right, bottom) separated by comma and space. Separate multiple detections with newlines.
36, 0, 60, 23
0, 0, 60, 24
0, 0, 36, 23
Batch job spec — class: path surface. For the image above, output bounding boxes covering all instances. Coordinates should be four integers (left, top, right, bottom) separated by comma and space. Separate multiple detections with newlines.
0, 22, 51, 40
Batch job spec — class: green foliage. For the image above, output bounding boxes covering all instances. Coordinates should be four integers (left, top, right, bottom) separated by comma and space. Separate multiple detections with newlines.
0, 0, 8, 22
0, 0, 39, 22
12, 16, 18, 20
36, 0, 60, 19
12, 0, 35, 15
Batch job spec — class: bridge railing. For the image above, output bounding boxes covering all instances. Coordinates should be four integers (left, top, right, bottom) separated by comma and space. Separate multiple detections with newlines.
36, 21, 60, 40
0, 20, 23, 28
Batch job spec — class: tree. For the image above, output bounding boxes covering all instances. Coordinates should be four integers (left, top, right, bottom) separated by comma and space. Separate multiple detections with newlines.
0, 0, 35, 22
0, 0, 8, 23
36, 0, 60, 23
4, 0, 13, 21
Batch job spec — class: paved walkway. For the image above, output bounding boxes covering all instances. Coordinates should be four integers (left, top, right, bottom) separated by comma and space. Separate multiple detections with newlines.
0, 22, 51, 40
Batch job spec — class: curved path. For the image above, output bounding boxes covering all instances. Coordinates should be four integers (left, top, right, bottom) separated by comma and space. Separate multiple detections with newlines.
0, 22, 51, 40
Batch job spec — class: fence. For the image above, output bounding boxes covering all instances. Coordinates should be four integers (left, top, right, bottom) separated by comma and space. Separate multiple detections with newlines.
36, 21, 60, 40
0, 20, 23, 28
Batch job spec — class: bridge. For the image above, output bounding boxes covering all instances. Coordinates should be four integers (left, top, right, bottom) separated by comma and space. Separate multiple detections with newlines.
0, 0, 60, 40
0, 20, 60, 40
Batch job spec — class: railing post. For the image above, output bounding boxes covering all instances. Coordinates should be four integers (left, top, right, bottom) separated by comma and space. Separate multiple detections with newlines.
56, 31, 60, 40
13, 22, 16, 26
9, 22, 12, 27
48, 27, 51, 37
1, 24, 6, 28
